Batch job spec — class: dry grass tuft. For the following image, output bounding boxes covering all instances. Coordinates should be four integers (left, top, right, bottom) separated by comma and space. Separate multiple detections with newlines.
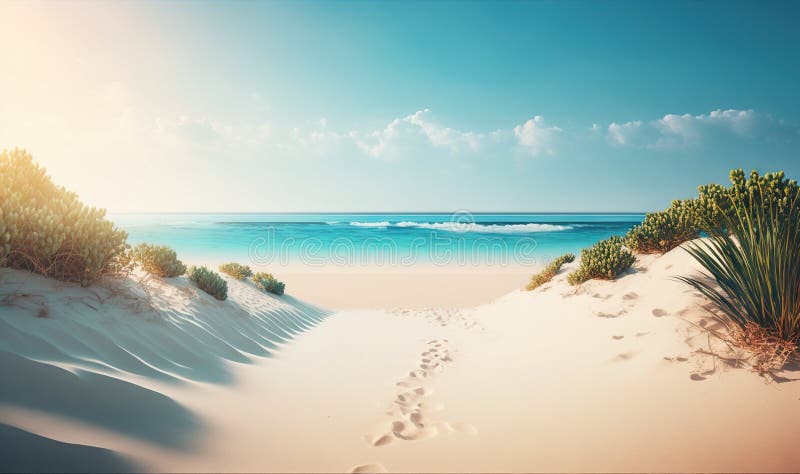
726, 322, 796, 374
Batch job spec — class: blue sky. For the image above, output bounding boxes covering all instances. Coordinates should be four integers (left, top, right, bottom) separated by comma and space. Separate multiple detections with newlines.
1, 0, 798, 212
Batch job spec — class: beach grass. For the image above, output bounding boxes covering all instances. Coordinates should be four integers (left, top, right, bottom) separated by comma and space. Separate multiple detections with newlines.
525, 253, 575, 291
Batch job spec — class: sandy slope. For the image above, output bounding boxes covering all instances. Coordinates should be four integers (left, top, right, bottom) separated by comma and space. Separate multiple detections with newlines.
1, 243, 799, 472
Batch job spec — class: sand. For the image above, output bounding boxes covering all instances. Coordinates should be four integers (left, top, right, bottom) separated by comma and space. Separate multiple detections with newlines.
1, 242, 799, 472
275, 264, 534, 309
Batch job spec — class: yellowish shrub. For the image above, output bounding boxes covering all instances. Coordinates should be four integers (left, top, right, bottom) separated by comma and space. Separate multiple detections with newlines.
0, 149, 129, 285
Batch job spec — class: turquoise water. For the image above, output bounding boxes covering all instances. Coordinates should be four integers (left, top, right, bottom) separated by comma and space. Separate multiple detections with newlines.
109, 213, 644, 267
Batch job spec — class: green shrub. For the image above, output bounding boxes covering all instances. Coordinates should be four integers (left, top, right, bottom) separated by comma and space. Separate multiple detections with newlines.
625, 199, 699, 254
188, 266, 228, 301
0, 149, 130, 285
677, 176, 800, 345
252, 271, 285, 295
628, 169, 800, 255
694, 182, 732, 231
218, 262, 253, 280
568, 236, 635, 285
525, 253, 575, 291
132, 243, 186, 277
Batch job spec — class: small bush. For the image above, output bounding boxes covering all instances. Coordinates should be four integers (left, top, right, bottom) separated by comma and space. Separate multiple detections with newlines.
568, 236, 635, 285
625, 199, 699, 254
188, 266, 228, 301
0, 149, 130, 285
694, 182, 732, 231
525, 253, 575, 291
132, 243, 186, 277
252, 271, 285, 295
218, 262, 253, 280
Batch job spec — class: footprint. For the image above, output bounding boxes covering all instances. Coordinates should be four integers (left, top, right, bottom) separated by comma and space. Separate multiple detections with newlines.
391, 420, 437, 441
614, 352, 636, 361
369, 434, 393, 447
611, 335, 625, 340
410, 412, 424, 427
623, 292, 639, 301
690, 373, 706, 381
351, 463, 388, 473
595, 310, 625, 318
634, 331, 650, 337
651, 308, 668, 318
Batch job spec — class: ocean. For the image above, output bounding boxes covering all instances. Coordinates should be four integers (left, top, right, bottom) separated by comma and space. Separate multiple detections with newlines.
109, 213, 644, 268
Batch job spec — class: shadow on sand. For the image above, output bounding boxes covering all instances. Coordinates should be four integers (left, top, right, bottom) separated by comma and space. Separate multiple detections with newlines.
0, 269, 332, 458
0, 423, 141, 473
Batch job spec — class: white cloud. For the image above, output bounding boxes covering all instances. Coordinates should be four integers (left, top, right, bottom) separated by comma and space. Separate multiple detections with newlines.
345, 110, 562, 159
348, 109, 485, 158
289, 118, 344, 153
512, 116, 562, 155
405, 109, 482, 152
154, 115, 272, 147
607, 120, 642, 145
607, 109, 795, 149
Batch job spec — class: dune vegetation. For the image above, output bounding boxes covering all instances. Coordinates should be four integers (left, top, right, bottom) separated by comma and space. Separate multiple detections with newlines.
567, 236, 636, 285
219, 262, 254, 280
525, 253, 575, 291
188, 265, 229, 301
132, 243, 187, 278
561, 168, 799, 359
0, 149, 130, 285
252, 272, 286, 296
676, 171, 800, 356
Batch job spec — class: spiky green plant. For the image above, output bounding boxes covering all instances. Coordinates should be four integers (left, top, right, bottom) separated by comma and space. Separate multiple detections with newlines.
525, 253, 575, 291
676, 176, 800, 344
218, 262, 253, 280
252, 271, 285, 296
188, 266, 228, 301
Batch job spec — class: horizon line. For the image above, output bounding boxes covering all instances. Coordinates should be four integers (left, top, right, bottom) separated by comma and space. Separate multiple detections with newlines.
107, 211, 650, 215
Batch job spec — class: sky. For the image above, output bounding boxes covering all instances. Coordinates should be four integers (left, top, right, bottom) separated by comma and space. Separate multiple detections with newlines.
1, 0, 799, 213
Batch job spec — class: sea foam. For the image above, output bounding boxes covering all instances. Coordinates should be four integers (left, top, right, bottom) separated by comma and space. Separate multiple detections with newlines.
345, 221, 571, 233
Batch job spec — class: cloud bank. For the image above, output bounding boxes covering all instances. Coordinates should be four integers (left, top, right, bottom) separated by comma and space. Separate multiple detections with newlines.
606, 109, 797, 150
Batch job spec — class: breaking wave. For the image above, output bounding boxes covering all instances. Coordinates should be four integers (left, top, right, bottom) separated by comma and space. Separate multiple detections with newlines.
344, 221, 571, 233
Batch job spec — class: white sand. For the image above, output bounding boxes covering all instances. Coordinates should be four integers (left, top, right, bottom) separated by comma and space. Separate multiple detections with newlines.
1, 242, 799, 472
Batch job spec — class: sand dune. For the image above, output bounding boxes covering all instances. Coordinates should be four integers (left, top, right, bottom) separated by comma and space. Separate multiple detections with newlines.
1, 243, 799, 472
